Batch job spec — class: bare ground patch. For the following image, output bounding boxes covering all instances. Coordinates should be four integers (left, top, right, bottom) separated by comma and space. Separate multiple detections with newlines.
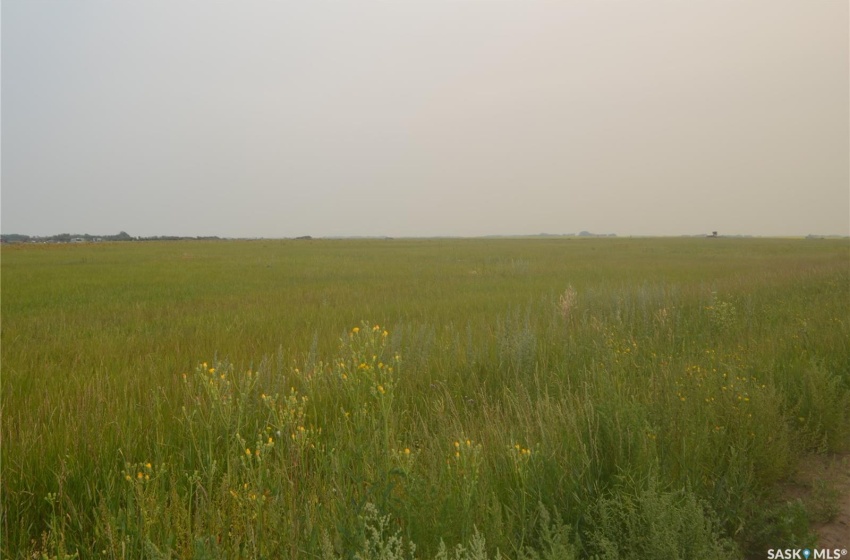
779, 452, 850, 548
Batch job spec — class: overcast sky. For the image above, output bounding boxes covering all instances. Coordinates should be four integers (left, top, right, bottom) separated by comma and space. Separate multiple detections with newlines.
2, 2, 848, 238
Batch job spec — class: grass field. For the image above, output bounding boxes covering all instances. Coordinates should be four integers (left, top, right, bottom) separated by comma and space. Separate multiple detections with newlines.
2, 237, 849, 559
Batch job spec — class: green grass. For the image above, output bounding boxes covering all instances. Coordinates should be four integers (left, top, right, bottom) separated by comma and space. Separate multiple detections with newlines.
2, 237, 848, 559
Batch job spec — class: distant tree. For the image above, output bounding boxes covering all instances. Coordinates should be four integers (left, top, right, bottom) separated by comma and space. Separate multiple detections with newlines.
0, 234, 31, 243
108, 231, 133, 241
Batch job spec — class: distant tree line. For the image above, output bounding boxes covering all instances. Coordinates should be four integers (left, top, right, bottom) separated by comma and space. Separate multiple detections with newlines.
0, 232, 221, 243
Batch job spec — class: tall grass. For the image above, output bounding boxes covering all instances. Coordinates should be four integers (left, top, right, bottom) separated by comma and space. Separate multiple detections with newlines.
2, 237, 848, 558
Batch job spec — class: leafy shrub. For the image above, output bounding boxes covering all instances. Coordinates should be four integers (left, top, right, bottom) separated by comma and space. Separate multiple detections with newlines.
585, 479, 736, 560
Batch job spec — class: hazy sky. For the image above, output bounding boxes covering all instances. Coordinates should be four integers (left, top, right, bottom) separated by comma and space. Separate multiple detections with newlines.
2, 2, 848, 238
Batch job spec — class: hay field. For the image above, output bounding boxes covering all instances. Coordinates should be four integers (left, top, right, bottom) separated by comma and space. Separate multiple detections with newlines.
2, 237, 848, 559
